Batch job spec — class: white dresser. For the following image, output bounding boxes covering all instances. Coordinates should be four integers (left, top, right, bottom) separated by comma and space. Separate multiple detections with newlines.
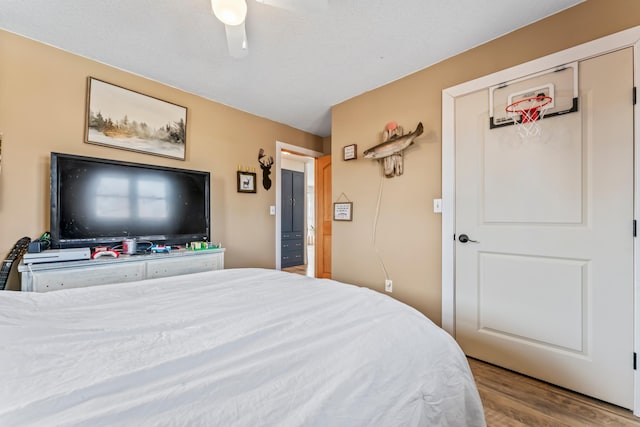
18, 248, 225, 292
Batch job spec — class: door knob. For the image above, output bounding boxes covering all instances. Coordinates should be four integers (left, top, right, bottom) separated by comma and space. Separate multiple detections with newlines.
458, 234, 479, 243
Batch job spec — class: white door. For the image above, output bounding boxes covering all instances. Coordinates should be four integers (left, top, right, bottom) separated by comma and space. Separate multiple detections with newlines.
455, 48, 634, 408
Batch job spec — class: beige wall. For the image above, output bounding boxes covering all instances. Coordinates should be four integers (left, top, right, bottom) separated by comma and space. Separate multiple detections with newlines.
0, 30, 323, 268
331, 0, 640, 324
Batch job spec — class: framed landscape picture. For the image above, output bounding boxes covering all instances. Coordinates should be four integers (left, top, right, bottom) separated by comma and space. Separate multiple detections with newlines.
85, 77, 187, 160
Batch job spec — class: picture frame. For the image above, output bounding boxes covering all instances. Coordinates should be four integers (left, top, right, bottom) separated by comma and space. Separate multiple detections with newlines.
237, 171, 257, 193
85, 77, 187, 160
343, 144, 357, 161
333, 202, 353, 221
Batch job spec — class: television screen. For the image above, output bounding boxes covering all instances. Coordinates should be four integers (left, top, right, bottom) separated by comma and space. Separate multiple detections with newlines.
50, 152, 210, 249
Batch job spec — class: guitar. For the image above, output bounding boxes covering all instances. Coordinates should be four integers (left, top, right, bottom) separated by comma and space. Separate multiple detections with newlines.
0, 236, 31, 291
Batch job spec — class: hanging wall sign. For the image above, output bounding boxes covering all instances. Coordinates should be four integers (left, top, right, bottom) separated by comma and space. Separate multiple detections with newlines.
333, 192, 353, 221
333, 202, 353, 221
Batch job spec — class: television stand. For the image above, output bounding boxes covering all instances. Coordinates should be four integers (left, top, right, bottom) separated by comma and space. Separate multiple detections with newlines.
18, 248, 225, 292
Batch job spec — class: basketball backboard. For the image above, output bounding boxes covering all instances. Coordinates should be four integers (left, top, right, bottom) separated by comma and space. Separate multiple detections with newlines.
489, 62, 578, 129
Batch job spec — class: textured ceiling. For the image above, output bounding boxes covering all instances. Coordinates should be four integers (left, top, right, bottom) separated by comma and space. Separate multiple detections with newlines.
0, 0, 583, 136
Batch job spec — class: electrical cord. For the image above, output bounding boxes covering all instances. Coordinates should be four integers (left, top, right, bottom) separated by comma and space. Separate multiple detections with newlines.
27, 262, 37, 291
372, 172, 390, 281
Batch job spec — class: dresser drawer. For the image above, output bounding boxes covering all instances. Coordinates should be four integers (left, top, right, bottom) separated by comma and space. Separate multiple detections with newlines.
30, 263, 145, 292
20, 249, 226, 292
281, 238, 304, 253
281, 251, 304, 268
146, 252, 223, 279
282, 232, 304, 240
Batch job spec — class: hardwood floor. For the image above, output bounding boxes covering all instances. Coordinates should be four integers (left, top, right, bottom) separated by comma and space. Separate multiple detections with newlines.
282, 245, 314, 277
282, 264, 310, 276
469, 358, 640, 426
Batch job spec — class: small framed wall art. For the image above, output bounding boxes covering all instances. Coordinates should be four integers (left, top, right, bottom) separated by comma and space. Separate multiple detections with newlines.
237, 171, 257, 193
333, 202, 353, 221
343, 144, 357, 161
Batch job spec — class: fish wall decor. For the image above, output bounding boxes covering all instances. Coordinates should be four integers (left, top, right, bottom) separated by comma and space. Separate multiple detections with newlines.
363, 122, 424, 178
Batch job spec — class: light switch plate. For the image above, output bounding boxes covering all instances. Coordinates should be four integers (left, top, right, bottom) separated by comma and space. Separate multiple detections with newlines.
433, 198, 442, 213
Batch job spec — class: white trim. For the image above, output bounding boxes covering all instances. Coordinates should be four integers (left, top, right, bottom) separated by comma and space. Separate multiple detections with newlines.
441, 93, 456, 334
442, 25, 640, 415
634, 37, 640, 417
275, 141, 323, 270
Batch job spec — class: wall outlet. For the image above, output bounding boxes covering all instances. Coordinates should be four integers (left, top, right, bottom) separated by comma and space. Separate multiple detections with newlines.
385, 279, 393, 293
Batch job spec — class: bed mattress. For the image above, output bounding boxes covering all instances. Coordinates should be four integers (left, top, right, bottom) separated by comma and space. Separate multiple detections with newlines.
0, 268, 485, 426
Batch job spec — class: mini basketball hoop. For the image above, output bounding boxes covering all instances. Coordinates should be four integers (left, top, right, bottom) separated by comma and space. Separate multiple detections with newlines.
505, 94, 553, 137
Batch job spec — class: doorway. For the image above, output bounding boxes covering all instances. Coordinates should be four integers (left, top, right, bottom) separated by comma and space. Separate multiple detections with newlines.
441, 26, 640, 414
281, 153, 314, 276
457, 50, 633, 408
275, 142, 324, 276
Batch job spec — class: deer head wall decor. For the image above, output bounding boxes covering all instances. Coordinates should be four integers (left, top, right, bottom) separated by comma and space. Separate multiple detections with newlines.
258, 148, 274, 190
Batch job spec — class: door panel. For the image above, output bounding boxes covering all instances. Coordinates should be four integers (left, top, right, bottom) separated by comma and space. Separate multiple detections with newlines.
483, 111, 582, 223
479, 253, 585, 352
315, 155, 331, 278
455, 48, 634, 408
292, 171, 305, 232
281, 170, 293, 233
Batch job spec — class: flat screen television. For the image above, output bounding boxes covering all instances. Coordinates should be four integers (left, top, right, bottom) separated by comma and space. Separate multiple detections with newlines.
50, 152, 210, 249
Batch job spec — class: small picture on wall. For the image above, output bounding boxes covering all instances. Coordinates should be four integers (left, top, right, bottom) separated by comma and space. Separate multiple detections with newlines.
333, 202, 353, 221
237, 171, 257, 193
85, 77, 187, 160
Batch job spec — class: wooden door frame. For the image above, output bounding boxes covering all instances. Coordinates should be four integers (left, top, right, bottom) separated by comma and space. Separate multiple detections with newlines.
275, 141, 323, 270
314, 154, 332, 279
441, 25, 640, 415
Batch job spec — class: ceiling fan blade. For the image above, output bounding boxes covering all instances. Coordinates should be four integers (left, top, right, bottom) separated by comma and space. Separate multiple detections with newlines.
224, 22, 248, 58
255, 0, 328, 14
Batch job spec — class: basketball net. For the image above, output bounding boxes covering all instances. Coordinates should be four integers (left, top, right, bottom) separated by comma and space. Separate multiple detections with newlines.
505, 95, 553, 138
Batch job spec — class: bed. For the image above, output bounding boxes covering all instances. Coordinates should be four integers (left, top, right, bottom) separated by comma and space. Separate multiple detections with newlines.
0, 268, 485, 426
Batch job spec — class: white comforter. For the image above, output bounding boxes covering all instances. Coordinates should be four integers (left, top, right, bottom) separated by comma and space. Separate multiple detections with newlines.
0, 268, 485, 426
